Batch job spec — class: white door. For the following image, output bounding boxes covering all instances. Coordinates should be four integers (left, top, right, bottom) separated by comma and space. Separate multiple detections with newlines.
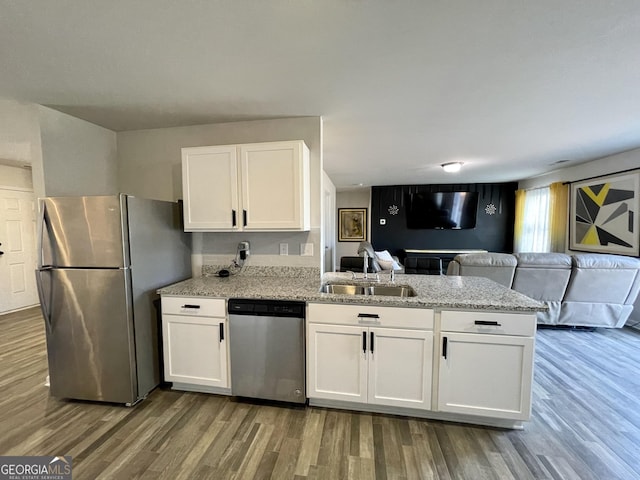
163, 315, 228, 388
240, 141, 308, 230
182, 146, 239, 231
368, 328, 433, 409
322, 185, 336, 273
0, 188, 38, 313
307, 323, 368, 402
437, 332, 534, 420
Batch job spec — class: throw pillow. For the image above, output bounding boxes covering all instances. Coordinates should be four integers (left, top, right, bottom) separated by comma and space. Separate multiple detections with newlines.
375, 250, 402, 271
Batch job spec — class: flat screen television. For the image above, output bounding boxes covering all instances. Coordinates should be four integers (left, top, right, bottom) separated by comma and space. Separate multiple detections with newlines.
406, 191, 479, 229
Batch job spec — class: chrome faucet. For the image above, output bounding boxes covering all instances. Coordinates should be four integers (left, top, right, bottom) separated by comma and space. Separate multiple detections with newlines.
363, 251, 369, 279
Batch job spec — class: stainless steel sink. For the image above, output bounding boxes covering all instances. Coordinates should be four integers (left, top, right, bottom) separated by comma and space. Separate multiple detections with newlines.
320, 284, 366, 295
320, 284, 416, 297
366, 285, 416, 297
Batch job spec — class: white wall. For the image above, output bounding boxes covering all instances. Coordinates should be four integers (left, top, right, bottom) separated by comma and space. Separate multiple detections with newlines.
38, 106, 118, 196
117, 117, 323, 271
0, 98, 43, 197
519, 148, 640, 189
335, 188, 372, 265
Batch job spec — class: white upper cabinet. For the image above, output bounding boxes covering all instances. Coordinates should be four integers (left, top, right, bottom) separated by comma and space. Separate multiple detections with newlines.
182, 145, 239, 231
182, 140, 310, 232
240, 141, 310, 230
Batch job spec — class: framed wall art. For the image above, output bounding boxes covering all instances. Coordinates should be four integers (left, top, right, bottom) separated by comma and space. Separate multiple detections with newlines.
338, 208, 367, 242
570, 171, 640, 256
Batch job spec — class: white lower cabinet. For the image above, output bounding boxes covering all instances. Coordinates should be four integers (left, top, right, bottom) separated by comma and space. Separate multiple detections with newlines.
367, 327, 433, 408
437, 310, 536, 421
307, 303, 433, 410
307, 323, 367, 402
161, 296, 229, 390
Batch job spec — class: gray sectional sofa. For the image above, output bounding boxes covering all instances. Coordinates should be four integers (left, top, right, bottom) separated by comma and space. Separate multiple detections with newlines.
447, 252, 640, 328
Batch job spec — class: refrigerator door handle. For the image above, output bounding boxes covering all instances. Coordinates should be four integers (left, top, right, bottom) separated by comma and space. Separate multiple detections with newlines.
36, 268, 53, 333
36, 200, 48, 269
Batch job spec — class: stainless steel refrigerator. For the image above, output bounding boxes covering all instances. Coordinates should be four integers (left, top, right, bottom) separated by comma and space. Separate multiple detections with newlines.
36, 194, 191, 405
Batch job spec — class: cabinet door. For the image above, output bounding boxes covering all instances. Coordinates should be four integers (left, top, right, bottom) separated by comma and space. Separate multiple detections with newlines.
182, 146, 239, 231
307, 323, 367, 402
163, 315, 228, 388
239, 141, 309, 230
437, 332, 533, 420
368, 328, 433, 409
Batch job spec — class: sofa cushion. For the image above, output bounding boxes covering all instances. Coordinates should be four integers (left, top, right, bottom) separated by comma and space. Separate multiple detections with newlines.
456, 252, 517, 267
515, 252, 572, 268
375, 250, 403, 271
565, 254, 640, 304
573, 253, 640, 269
512, 253, 572, 302
454, 253, 517, 287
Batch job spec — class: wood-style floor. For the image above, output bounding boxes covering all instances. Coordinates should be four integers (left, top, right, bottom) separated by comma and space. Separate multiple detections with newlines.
1, 308, 639, 480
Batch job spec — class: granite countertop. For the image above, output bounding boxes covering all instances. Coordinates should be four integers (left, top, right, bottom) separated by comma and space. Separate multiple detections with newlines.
158, 269, 545, 312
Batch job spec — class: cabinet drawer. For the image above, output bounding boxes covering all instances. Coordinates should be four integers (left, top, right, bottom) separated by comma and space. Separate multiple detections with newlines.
308, 303, 433, 330
441, 310, 535, 336
162, 296, 226, 317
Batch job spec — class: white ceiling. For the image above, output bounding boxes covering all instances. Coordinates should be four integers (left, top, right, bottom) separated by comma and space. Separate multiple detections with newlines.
2, 1, 640, 188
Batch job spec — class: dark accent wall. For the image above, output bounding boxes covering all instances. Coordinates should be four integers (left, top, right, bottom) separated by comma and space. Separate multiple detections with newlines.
371, 183, 517, 260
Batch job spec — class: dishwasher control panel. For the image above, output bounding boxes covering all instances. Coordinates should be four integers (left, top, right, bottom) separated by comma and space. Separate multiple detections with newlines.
228, 298, 305, 318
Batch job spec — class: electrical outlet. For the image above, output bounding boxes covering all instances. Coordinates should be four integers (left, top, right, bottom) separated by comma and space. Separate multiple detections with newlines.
300, 243, 314, 256
279, 243, 288, 255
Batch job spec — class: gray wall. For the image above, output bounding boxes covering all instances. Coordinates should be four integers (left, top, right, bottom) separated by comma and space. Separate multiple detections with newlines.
117, 117, 323, 270
0, 98, 44, 197
0, 164, 33, 190
38, 106, 118, 196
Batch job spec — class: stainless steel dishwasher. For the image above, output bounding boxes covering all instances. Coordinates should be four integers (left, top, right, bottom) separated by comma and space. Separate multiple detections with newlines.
228, 298, 306, 404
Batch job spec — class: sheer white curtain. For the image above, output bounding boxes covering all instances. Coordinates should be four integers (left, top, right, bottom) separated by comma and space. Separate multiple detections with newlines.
515, 187, 551, 252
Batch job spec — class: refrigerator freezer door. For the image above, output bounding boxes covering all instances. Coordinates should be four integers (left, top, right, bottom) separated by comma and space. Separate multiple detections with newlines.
40, 195, 128, 268
44, 268, 138, 404
126, 196, 192, 396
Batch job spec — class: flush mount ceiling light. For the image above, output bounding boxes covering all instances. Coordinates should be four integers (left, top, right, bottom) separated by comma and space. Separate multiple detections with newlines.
441, 162, 463, 173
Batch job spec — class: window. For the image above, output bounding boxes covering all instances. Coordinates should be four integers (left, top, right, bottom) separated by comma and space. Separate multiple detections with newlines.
515, 187, 551, 252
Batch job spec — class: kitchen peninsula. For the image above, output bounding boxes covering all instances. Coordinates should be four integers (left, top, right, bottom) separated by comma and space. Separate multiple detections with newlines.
158, 269, 544, 429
